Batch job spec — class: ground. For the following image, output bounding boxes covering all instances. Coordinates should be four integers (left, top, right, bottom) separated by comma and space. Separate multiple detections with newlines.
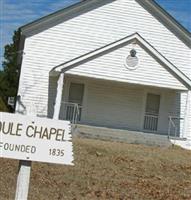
0, 138, 191, 200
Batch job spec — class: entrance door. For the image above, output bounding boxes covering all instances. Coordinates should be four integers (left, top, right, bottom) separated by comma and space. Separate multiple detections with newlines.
68, 83, 84, 105
66, 83, 84, 121
144, 93, 160, 131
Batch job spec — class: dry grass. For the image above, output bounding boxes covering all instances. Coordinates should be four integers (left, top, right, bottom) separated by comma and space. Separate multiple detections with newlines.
1, 138, 191, 200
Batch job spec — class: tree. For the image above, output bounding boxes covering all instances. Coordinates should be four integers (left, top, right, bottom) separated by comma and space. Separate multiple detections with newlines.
0, 29, 21, 111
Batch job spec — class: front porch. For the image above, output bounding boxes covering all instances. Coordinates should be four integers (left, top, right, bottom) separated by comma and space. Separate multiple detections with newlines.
47, 32, 191, 145
48, 74, 186, 140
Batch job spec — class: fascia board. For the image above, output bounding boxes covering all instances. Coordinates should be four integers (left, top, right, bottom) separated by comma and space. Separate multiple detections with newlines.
137, 0, 191, 48
20, 0, 191, 48
20, 0, 112, 36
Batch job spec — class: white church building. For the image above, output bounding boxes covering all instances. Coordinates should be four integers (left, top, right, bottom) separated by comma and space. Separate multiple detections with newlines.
16, 0, 191, 147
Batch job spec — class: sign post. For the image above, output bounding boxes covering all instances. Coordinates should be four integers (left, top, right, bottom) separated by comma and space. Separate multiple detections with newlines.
15, 160, 31, 200
15, 109, 34, 200
0, 112, 73, 200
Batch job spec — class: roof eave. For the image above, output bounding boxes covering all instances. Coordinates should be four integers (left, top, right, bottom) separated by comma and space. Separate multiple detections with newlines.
136, 0, 191, 48
20, 0, 107, 36
20, 0, 191, 48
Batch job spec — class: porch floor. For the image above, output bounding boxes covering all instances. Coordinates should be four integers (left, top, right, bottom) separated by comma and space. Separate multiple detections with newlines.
73, 124, 172, 147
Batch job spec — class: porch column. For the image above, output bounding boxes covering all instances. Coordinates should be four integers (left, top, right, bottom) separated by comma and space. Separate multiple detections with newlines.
53, 73, 64, 120
183, 90, 191, 138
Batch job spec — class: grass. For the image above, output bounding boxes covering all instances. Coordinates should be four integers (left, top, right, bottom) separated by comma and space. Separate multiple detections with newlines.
0, 138, 191, 200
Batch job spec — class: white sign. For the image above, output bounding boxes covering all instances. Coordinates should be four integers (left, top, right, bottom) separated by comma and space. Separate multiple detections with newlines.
0, 112, 73, 165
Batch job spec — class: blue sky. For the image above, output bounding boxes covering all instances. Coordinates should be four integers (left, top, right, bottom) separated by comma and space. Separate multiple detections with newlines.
0, 0, 191, 69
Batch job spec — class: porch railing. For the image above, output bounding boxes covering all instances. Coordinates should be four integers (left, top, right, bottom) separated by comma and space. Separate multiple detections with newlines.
168, 116, 184, 139
143, 114, 158, 132
61, 102, 82, 125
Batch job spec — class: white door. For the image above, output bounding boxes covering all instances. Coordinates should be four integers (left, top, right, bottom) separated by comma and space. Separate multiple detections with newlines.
66, 83, 84, 121
144, 93, 160, 131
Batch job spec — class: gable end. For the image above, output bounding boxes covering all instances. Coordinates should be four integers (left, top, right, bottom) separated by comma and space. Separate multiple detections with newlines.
20, 0, 191, 48
51, 33, 191, 89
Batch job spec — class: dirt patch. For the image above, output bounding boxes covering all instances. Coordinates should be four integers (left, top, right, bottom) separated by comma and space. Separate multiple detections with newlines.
1, 138, 191, 200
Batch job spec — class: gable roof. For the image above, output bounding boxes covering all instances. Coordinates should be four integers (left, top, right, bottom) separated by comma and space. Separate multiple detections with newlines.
50, 33, 191, 89
20, 0, 191, 48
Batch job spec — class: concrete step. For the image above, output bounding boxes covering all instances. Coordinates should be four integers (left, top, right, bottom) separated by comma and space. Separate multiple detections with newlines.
74, 124, 172, 147
168, 136, 187, 141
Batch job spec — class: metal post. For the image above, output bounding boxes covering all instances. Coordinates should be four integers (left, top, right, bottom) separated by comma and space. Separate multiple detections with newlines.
15, 160, 32, 200
183, 91, 191, 138
168, 117, 171, 139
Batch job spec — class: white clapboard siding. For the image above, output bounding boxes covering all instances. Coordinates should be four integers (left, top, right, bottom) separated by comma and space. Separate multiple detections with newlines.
22, 0, 191, 79
85, 84, 143, 131
66, 43, 186, 90
17, 0, 190, 136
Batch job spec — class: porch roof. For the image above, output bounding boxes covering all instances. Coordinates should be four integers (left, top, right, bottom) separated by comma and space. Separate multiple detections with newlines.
51, 33, 191, 90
